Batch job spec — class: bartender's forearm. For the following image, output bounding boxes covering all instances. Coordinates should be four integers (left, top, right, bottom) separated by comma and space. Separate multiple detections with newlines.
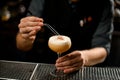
16, 33, 34, 51
82, 47, 107, 66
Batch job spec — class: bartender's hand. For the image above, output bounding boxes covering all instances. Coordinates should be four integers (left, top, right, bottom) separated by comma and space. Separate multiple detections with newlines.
55, 47, 107, 74
55, 50, 87, 74
18, 16, 44, 40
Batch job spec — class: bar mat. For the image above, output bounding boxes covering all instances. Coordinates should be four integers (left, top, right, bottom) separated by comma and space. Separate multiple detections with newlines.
0, 60, 36, 80
32, 64, 120, 80
83, 67, 120, 80
0, 60, 120, 80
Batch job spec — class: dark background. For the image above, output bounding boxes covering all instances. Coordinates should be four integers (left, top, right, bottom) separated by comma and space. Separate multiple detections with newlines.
0, 0, 120, 67
0, 0, 31, 61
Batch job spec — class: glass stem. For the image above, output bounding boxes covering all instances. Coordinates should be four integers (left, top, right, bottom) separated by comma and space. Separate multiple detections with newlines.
57, 52, 61, 58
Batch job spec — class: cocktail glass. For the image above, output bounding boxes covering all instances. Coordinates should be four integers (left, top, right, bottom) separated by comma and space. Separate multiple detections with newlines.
48, 35, 71, 77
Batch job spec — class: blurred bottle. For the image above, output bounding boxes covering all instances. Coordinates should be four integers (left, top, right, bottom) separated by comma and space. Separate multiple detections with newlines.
0, 0, 27, 22
1, 6, 11, 21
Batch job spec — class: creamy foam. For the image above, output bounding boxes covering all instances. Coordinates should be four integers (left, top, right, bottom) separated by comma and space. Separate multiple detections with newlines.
48, 35, 71, 54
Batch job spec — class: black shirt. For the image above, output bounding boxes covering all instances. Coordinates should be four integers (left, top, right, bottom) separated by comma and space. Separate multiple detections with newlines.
22, 0, 114, 64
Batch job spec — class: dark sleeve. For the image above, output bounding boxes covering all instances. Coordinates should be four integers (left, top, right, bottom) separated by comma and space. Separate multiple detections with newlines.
92, 0, 114, 54
27, 0, 45, 17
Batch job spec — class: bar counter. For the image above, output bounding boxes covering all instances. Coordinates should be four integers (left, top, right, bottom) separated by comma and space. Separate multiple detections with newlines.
0, 60, 120, 80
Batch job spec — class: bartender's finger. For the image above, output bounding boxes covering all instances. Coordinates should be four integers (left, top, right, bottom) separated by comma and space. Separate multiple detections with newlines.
21, 16, 43, 22
63, 66, 80, 74
19, 26, 41, 34
56, 55, 83, 67
56, 51, 81, 63
20, 33, 29, 39
29, 30, 37, 40
20, 30, 36, 40
57, 59, 83, 69
28, 29, 39, 37
19, 21, 43, 28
